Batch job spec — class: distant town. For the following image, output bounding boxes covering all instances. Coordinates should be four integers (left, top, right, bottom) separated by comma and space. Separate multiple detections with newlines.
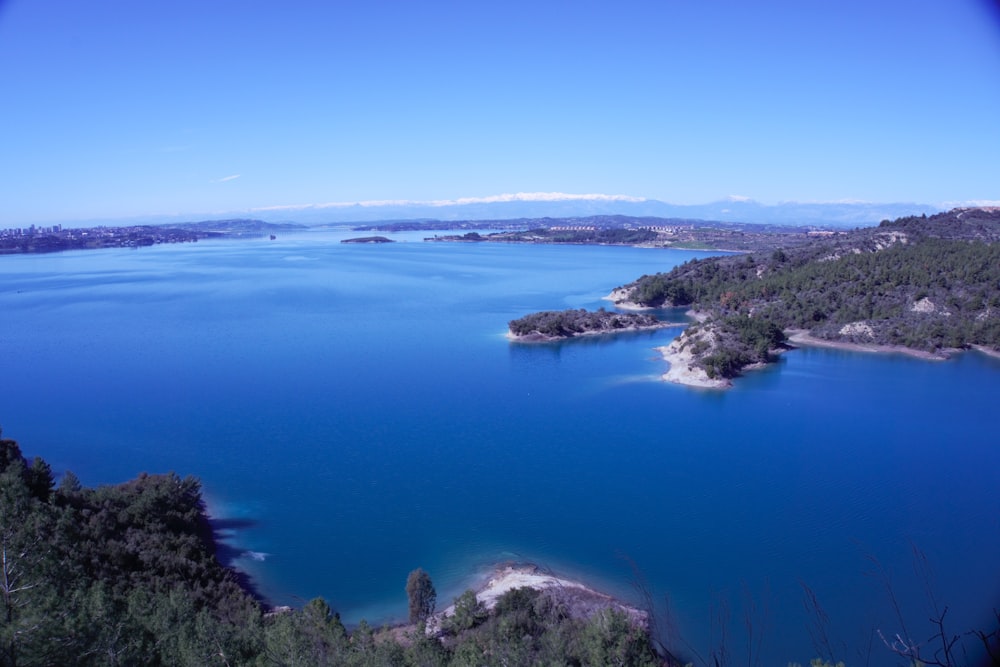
0, 214, 852, 258
0, 219, 302, 255
0, 224, 220, 254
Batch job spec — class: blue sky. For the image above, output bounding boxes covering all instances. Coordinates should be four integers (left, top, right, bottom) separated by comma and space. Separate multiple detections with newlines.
1, 0, 999, 225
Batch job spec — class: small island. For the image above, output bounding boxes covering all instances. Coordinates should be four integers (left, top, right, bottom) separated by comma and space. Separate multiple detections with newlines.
341, 236, 396, 244
508, 308, 671, 341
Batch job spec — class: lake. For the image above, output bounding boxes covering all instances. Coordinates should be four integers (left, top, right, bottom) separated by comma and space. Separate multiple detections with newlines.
1, 230, 997, 665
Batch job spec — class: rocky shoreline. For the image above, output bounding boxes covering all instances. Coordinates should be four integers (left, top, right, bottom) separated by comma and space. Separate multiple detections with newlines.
656, 332, 732, 389
429, 563, 647, 634
655, 322, 986, 390
784, 329, 953, 360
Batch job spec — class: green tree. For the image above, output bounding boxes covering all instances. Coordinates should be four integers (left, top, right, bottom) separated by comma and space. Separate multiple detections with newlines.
443, 590, 487, 634
0, 453, 64, 667
405, 569, 436, 625
577, 609, 660, 667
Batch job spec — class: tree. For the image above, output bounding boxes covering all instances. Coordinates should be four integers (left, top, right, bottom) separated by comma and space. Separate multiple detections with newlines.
578, 608, 660, 667
443, 590, 487, 634
405, 568, 436, 625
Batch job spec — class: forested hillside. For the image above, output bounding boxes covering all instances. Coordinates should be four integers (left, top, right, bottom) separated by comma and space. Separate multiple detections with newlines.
0, 431, 661, 666
613, 208, 1000, 378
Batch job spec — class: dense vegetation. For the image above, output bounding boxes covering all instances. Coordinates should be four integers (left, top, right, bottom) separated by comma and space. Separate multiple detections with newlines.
688, 315, 788, 380
0, 431, 262, 666
508, 308, 663, 339
616, 209, 1000, 377
0, 430, 662, 666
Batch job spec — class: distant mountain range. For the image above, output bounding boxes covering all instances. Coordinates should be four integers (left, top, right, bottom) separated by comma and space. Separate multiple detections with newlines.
57, 194, 944, 229
242, 196, 941, 228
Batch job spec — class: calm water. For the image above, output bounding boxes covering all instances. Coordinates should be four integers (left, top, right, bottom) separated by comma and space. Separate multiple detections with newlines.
1, 230, 998, 664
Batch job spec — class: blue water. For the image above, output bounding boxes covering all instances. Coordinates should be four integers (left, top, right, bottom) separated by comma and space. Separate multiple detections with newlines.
1, 230, 998, 665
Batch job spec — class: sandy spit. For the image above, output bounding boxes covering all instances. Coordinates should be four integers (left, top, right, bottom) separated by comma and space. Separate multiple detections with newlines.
656, 335, 730, 389
785, 329, 952, 360
429, 564, 647, 634
602, 288, 651, 311
971, 344, 1000, 360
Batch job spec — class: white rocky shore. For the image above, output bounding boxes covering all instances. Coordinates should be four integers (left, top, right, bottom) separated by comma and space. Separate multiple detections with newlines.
785, 329, 952, 360
603, 288, 650, 311
604, 290, 730, 389
429, 564, 647, 634
656, 327, 731, 389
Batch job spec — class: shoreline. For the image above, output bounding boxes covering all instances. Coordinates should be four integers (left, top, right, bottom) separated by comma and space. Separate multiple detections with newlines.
506, 321, 680, 342
602, 288, 650, 311
654, 312, 729, 389
656, 336, 731, 389
429, 563, 647, 633
784, 329, 954, 360
653, 322, 996, 390
971, 344, 1000, 360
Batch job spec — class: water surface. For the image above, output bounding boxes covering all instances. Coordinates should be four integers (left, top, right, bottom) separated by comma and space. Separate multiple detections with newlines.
1, 231, 997, 664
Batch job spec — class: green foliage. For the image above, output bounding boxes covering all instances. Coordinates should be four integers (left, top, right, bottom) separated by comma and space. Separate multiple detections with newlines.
620, 211, 1000, 359
442, 590, 488, 634
0, 432, 663, 665
406, 568, 436, 624
686, 315, 788, 379
0, 433, 264, 666
439, 588, 660, 667
701, 346, 753, 380
578, 609, 661, 667
627, 274, 694, 307
509, 308, 660, 338
261, 599, 349, 666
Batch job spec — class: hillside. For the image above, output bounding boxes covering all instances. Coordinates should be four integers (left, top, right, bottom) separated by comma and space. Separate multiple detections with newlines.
610, 208, 1000, 381
0, 432, 662, 666
421, 216, 838, 253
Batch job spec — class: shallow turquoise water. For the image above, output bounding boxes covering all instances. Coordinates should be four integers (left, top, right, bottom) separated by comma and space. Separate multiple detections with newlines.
1, 230, 997, 664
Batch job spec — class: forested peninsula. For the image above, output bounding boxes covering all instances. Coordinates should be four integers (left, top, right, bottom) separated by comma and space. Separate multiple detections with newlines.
507, 308, 669, 341
611, 208, 1000, 385
508, 208, 1000, 386
0, 431, 662, 666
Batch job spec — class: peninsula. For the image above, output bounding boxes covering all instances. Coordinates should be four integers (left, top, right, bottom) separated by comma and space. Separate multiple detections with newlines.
607, 208, 1000, 386
507, 308, 671, 341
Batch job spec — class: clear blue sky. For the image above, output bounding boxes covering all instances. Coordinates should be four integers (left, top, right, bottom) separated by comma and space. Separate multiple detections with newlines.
1, 0, 999, 225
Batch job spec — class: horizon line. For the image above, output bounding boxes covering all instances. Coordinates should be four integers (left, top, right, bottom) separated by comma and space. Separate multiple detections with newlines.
9, 192, 993, 228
